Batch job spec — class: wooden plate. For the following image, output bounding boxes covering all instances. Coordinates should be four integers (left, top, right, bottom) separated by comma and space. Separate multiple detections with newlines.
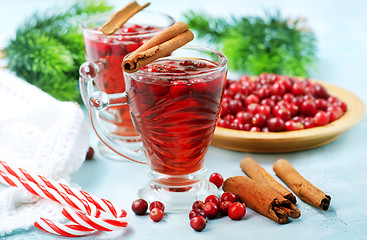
211, 80, 365, 153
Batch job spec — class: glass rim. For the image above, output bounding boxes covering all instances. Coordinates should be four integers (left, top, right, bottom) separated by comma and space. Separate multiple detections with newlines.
81, 10, 175, 38
125, 45, 228, 79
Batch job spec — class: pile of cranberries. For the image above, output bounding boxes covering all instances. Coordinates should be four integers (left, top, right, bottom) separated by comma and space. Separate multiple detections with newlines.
218, 73, 347, 132
131, 173, 245, 232
131, 199, 165, 222
189, 192, 246, 231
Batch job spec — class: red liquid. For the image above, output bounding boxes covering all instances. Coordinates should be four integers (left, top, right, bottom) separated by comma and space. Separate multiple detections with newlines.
83, 24, 161, 137
126, 59, 227, 175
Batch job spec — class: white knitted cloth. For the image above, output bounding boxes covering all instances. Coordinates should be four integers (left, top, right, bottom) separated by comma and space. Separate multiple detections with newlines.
0, 70, 90, 236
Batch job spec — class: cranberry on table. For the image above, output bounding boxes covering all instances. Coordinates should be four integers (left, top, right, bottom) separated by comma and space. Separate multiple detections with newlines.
131, 199, 148, 215
150, 208, 164, 222
220, 192, 237, 203
149, 201, 165, 212
192, 200, 205, 210
85, 147, 94, 160
190, 216, 207, 232
228, 202, 246, 220
218, 201, 232, 216
203, 202, 219, 219
205, 195, 220, 206
189, 208, 206, 220
209, 173, 224, 188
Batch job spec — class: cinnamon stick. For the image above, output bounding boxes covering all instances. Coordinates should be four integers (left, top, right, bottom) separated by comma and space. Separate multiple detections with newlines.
273, 159, 331, 211
122, 22, 194, 73
240, 157, 297, 204
101, 0, 150, 35
223, 176, 300, 224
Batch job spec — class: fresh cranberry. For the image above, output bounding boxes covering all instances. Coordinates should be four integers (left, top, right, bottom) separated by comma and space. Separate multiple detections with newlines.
192, 200, 205, 210
270, 94, 282, 103
169, 80, 190, 98
334, 101, 348, 112
327, 96, 339, 104
288, 103, 299, 116
85, 147, 94, 160
283, 93, 296, 103
251, 113, 267, 127
209, 173, 224, 188
221, 102, 230, 116
203, 202, 219, 219
223, 89, 234, 99
220, 192, 237, 203
327, 106, 344, 122
314, 83, 329, 98
150, 208, 164, 222
255, 87, 270, 99
217, 118, 230, 128
205, 195, 220, 206
246, 103, 260, 115
261, 98, 275, 108
303, 117, 317, 129
190, 216, 207, 232
240, 84, 253, 96
243, 123, 252, 131
273, 106, 292, 121
315, 98, 328, 110
300, 99, 317, 116
250, 126, 261, 132
284, 120, 305, 131
267, 117, 285, 132
223, 114, 235, 123
291, 81, 305, 95
218, 201, 232, 216
314, 111, 330, 126
244, 94, 260, 106
228, 202, 246, 220
235, 111, 253, 124
149, 201, 165, 212
270, 82, 286, 96
228, 83, 242, 94
189, 208, 206, 219
229, 99, 244, 113
233, 92, 246, 103
131, 199, 148, 215
258, 105, 272, 118
229, 119, 244, 130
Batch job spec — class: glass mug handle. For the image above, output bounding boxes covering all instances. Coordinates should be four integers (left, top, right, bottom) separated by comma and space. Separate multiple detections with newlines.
79, 62, 147, 164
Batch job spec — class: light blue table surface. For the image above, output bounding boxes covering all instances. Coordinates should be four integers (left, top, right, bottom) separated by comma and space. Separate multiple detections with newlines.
1, 0, 367, 239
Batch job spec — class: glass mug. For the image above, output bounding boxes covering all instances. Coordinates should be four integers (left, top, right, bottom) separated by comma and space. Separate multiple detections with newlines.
79, 46, 228, 210
82, 11, 175, 159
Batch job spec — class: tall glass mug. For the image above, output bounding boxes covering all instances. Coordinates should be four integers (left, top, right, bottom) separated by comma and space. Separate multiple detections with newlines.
79, 46, 228, 210
81, 11, 175, 159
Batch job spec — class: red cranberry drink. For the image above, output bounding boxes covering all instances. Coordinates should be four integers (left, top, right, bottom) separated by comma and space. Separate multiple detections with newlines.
82, 11, 174, 143
81, 46, 227, 210
125, 58, 227, 175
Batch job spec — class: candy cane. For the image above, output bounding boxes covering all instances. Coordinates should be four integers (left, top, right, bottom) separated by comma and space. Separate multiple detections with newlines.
0, 160, 128, 237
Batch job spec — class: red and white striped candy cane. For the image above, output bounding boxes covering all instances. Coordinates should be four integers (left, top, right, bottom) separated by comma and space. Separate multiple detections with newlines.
0, 160, 128, 237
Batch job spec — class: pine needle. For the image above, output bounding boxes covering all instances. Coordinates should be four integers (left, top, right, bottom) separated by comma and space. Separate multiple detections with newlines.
5, 0, 113, 102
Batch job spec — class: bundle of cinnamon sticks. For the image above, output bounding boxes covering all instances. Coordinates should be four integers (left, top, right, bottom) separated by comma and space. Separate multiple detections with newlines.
223, 158, 331, 224
99, 0, 194, 73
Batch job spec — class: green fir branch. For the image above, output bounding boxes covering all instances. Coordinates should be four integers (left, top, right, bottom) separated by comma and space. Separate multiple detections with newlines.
184, 10, 317, 77
5, 0, 113, 102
